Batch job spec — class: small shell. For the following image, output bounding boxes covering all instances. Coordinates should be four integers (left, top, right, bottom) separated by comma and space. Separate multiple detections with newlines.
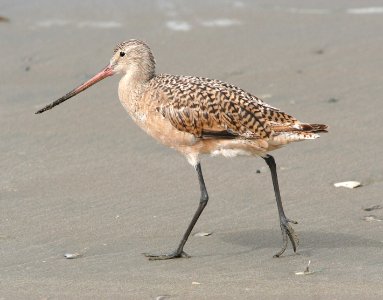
295, 271, 315, 275
334, 181, 361, 189
362, 215, 383, 222
192, 282, 201, 285
64, 252, 82, 259
193, 232, 212, 237
155, 295, 171, 300
295, 260, 315, 275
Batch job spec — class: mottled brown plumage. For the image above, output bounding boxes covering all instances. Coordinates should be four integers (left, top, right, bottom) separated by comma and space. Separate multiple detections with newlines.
151, 74, 327, 141
36, 39, 328, 260
112, 40, 327, 161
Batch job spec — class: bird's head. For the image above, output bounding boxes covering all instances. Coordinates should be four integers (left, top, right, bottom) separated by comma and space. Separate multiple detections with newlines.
111, 39, 155, 78
35, 39, 155, 114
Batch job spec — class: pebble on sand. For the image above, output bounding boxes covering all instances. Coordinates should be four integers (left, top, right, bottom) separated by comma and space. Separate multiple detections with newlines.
0, 16, 10, 22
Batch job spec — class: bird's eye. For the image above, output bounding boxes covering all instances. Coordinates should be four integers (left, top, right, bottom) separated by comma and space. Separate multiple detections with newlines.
120, 51, 125, 57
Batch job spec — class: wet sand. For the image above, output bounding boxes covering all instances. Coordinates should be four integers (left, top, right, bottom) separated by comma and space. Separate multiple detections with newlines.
1, 0, 383, 298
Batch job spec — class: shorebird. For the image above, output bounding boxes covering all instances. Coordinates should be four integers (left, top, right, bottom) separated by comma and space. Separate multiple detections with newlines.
36, 39, 327, 260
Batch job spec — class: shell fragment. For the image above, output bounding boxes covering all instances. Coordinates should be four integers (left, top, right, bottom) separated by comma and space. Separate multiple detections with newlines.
334, 181, 361, 189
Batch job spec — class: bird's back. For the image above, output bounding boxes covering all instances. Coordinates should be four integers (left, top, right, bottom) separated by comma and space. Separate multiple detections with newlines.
146, 74, 327, 146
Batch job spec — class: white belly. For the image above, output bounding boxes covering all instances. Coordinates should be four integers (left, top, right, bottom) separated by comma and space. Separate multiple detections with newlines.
211, 148, 253, 158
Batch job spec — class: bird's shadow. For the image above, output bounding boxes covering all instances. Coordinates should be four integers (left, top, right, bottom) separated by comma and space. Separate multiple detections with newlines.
219, 229, 383, 253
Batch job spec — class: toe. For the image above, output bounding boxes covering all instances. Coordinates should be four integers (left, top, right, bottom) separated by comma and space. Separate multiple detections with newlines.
143, 251, 190, 260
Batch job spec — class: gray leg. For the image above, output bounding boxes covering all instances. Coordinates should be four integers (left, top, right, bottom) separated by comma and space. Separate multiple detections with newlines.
144, 162, 209, 260
263, 155, 299, 257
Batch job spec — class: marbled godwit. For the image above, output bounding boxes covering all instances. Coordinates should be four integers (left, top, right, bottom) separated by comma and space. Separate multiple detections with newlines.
36, 39, 328, 259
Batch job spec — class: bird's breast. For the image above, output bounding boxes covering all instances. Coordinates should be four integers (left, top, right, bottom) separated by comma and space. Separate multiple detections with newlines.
119, 94, 198, 150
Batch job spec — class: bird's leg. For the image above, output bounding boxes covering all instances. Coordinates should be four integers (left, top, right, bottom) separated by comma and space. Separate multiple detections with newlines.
263, 154, 299, 257
144, 162, 209, 260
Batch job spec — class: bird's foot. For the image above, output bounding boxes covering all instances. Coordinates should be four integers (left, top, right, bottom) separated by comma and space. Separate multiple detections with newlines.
143, 250, 190, 261
273, 217, 299, 258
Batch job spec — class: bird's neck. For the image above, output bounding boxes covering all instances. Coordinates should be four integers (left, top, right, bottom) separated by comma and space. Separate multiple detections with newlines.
118, 67, 153, 116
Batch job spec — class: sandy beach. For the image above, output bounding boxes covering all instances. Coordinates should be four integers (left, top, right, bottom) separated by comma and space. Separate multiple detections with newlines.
1, 0, 383, 298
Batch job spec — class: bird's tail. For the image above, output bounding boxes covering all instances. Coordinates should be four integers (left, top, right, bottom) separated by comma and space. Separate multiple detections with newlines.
270, 122, 328, 144
301, 123, 328, 133
272, 123, 328, 134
